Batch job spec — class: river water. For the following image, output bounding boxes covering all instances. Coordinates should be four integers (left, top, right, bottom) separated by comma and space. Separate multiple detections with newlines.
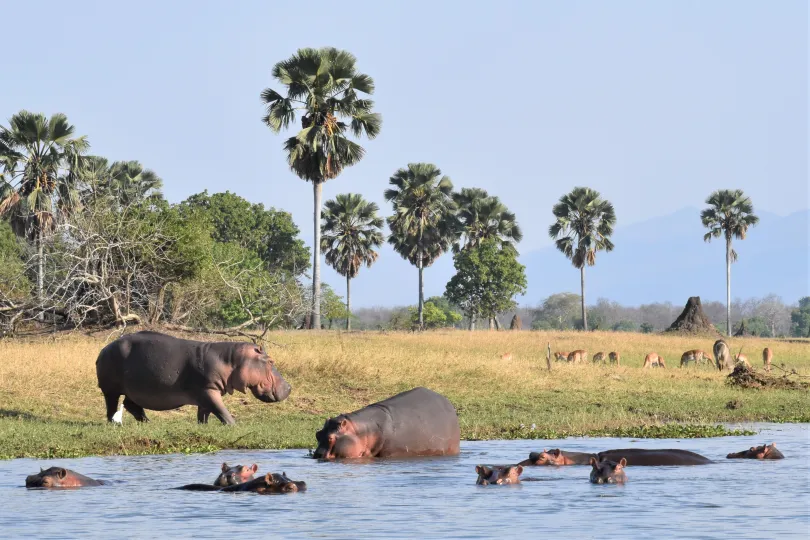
1, 423, 807, 539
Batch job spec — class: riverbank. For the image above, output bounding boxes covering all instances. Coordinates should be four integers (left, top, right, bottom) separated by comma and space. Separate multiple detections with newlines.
0, 330, 807, 459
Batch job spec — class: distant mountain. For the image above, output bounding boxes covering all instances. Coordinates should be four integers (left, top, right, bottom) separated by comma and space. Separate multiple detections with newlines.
322, 208, 809, 308
521, 208, 809, 306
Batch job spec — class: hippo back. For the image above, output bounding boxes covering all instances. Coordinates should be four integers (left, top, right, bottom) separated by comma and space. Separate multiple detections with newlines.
369, 387, 460, 457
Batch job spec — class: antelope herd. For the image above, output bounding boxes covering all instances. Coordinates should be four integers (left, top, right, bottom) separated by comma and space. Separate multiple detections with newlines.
541, 339, 774, 371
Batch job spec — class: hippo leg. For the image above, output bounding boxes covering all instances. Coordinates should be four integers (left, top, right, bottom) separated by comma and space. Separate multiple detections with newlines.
123, 396, 150, 422
198, 390, 236, 425
103, 392, 121, 422
197, 407, 211, 424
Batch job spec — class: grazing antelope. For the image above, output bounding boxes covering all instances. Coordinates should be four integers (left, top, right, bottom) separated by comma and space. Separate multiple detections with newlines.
643, 353, 666, 369
680, 349, 713, 367
567, 350, 587, 363
608, 352, 621, 365
713, 339, 733, 371
762, 347, 773, 372
500, 352, 513, 361
553, 351, 570, 362
592, 352, 606, 363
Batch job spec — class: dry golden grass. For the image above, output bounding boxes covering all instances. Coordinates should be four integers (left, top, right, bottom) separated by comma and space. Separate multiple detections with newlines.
0, 329, 807, 459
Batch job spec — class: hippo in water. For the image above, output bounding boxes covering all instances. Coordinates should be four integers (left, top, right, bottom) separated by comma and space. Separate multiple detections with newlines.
312, 387, 460, 459
26, 467, 106, 489
727, 443, 784, 460
598, 448, 712, 466
475, 465, 524, 485
177, 463, 259, 491
519, 449, 595, 466
96, 331, 291, 425
590, 457, 627, 484
220, 472, 306, 494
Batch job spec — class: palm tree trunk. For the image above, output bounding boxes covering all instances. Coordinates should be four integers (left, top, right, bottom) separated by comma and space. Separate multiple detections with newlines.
725, 236, 731, 336
418, 259, 424, 328
346, 275, 351, 331
312, 182, 323, 330
37, 227, 44, 321
580, 265, 588, 331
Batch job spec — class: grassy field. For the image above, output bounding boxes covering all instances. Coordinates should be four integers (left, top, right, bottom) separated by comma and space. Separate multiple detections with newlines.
0, 329, 807, 459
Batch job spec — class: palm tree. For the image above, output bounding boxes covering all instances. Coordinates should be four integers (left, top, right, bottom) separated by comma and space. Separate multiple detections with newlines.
0, 111, 89, 306
453, 187, 522, 252
261, 47, 381, 330
548, 187, 616, 331
385, 163, 457, 328
79, 157, 163, 207
700, 189, 759, 336
321, 193, 384, 330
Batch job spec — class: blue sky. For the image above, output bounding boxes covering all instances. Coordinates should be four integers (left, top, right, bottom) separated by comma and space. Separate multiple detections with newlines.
2, 0, 807, 306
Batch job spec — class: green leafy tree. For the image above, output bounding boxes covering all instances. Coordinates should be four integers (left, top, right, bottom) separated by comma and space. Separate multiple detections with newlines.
791, 297, 810, 337
321, 193, 384, 330
0, 220, 29, 306
640, 322, 655, 334
453, 187, 522, 253
530, 293, 582, 330
385, 163, 457, 328
611, 320, 637, 332
549, 187, 616, 331
261, 47, 381, 329
321, 284, 349, 329
0, 111, 89, 306
425, 296, 463, 328
701, 189, 759, 336
179, 190, 309, 275
445, 240, 527, 330
409, 301, 460, 329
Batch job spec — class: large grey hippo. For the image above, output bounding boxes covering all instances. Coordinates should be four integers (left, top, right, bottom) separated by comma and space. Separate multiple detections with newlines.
312, 387, 460, 459
96, 331, 291, 425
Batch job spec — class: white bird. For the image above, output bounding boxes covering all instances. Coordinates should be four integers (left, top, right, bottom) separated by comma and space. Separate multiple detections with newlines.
112, 404, 124, 425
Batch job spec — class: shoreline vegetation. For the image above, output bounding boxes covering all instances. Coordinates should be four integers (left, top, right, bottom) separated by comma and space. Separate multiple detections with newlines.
0, 329, 807, 460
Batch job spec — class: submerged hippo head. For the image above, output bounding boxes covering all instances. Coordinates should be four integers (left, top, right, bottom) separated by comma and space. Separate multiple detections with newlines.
313, 416, 366, 459
26, 467, 91, 489
726, 443, 784, 460
250, 472, 307, 494
230, 344, 291, 403
214, 462, 258, 487
527, 449, 566, 466
475, 465, 524, 485
590, 457, 627, 484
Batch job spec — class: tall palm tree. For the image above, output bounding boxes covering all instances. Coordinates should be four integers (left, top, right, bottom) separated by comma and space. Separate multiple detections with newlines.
548, 187, 616, 331
0, 111, 89, 305
453, 187, 522, 252
261, 47, 381, 330
321, 193, 384, 330
385, 163, 457, 328
700, 189, 759, 336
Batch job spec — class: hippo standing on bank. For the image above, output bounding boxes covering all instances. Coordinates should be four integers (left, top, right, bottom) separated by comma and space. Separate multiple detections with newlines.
313, 387, 460, 459
26, 467, 107, 489
96, 331, 291, 425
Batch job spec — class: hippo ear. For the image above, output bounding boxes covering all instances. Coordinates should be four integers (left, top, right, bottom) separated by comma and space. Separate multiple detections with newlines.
770, 443, 776, 448
264, 472, 274, 483
475, 465, 483, 474
339, 418, 350, 431
249, 464, 258, 473
589, 457, 598, 468
56, 468, 67, 479
515, 465, 524, 476
551, 449, 561, 457
40, 467, 44, 473
618, 458, 627, 468
221, 462, 229, 473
